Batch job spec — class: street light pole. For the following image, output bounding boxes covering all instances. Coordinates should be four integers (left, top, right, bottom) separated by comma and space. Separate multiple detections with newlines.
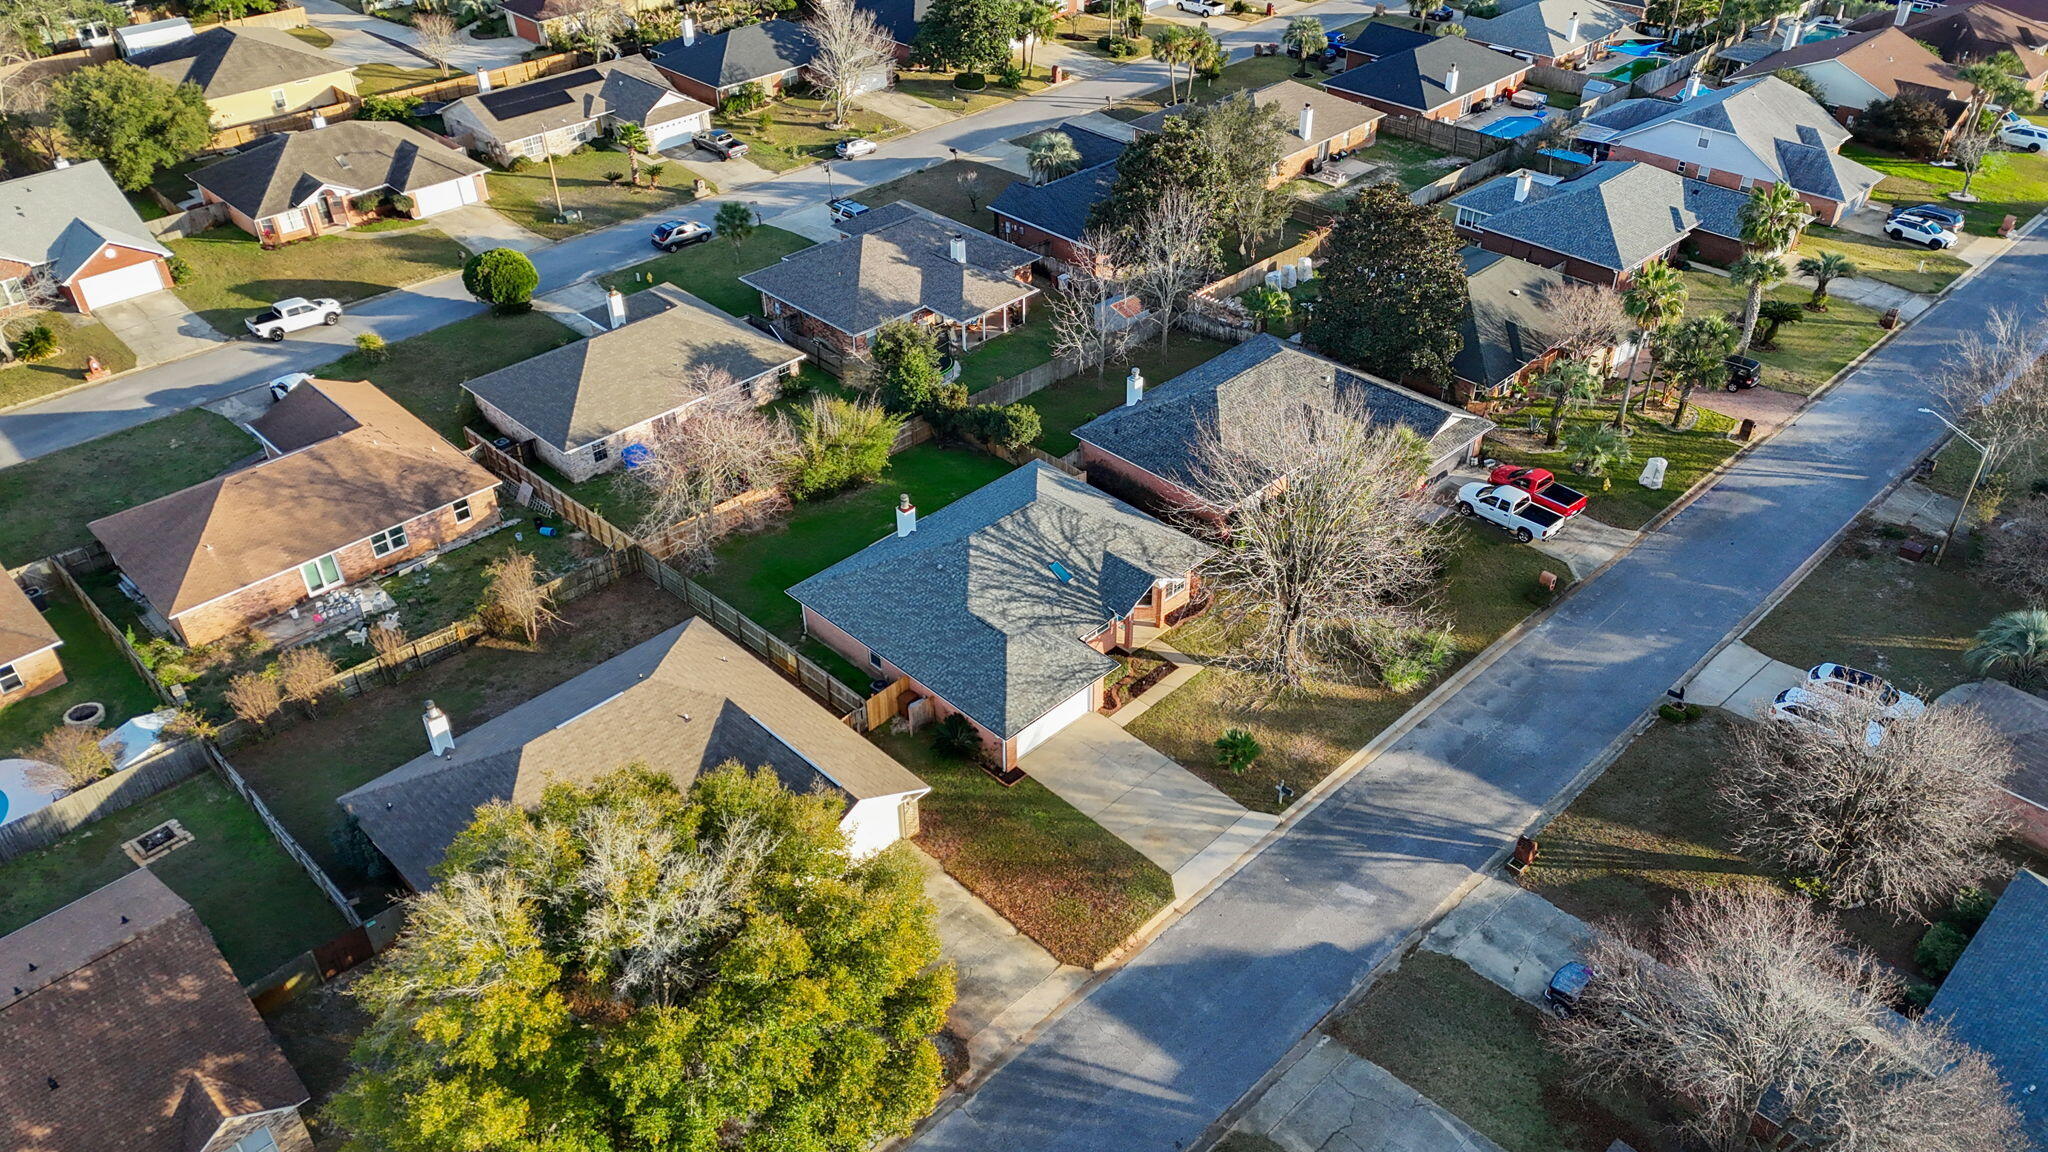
1917, 407, 1989, 564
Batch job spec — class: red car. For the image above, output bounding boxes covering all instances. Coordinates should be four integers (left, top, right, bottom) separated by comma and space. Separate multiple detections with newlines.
1487, 466, 1588, 518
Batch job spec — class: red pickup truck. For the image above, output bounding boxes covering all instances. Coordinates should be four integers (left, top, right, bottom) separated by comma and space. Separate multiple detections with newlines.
1487, 466, 1588, 518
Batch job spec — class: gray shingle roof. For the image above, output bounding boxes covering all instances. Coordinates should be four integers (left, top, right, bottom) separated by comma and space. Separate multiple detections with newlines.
1344, 21, 1436, 59
740, 201, 1038, 338
648, 20, 815, 88
1252, 80, 1385, 148
1926, 869, 2048, 1147
127, 26, 342, 98
191, 120, 485, 219
464, 284, 801, 452
1463, 0, 1635, 58
342, 618, 930, 892
1456, 248, 1566, 391
988, 158, 1119, 245
0, 161, 167, 282
1579, 76, 1883, 203
1073, 334, 1495, 492
446, 57, 706, 143
1448, 160, 1746, 271
1322, 36, 1530, 112
787, 463, 1212, 740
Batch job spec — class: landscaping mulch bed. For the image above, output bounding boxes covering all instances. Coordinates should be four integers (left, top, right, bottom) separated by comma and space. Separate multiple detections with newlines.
1102, 654, 1176, 713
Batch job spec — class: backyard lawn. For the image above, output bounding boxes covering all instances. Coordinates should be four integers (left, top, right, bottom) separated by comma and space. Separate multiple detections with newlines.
1843, 141, 2048, 236
599, 225, 815, 318
1798, 226, 1969, 296
353, 61, 447, 95
169, 225, 468, 336
850, 159, 1021, 232
285, 25, 333, 47
1129, 524, 1570, 812
873, 728, 1174, 967
0, 585, 158, 757
312, 309, 581, 444
1678, 270, 1887, 396
371, 523, 597, 641
1486, 400, 1739, 530
0, 408, 255, 563
1021, 335, 1239, 456
484, 146, 700, 240
894, 65, 1055, 116
0, 311, 137, 411
715, 96, 904, 173
0, 774, 352, 980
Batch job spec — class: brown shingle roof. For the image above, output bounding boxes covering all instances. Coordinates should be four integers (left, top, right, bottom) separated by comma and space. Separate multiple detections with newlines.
89, 379, 498, 619
0, 574, 60, 667
0, 870, 309, 1152
1731, 27, 1974, 103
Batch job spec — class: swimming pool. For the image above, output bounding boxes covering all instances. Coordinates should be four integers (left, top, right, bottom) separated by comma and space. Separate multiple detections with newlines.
1801, 24, 1849, 41
1610, 40, 1669, 57
1481, 115, 1546, 138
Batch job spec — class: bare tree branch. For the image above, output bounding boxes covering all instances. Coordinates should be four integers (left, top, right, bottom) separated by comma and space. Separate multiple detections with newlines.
414, 13, 459, 76
630, 403, 793, 567
803, 0, 894, 130
1941, 305, 2048, 476
1541, 281, 1630, 360
1116, 185, 1217, 350
1048, 234, 1136, 376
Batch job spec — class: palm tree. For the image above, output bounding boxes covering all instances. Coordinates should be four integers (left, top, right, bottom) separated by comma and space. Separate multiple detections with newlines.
613, 122, 650, 187
1738, 181, 1810, 257
1967, 608, 2048, 688
1796, 250, 1856, 310
1283, 16, 1324, 78
1957, 54, 2030, 133
715, 200, 756, 251
1152, 25, 1192, 103
1027, 131, 1083, 185
1664, 314, 1738, 429
1730, 254, 1788, 352
1616, 261, 1686, 429
1536, 359, 1602, 447
1753, 299, 1804, 349
1562, 423, 1634, 490
1021, 0, 1061, 74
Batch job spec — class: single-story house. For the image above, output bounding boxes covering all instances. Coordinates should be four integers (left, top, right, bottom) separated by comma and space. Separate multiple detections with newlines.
1729, 25, 1975, 124
499, 0, 675, 45
865, 0, 932, 59
1448, 161, 1749, 286
1925, 868, 2047, 1148
1935, 679, 2048, 852
0, 575, 64, 705
648, 18, 818, 107
1846, 0, 2048, 95
1573, 75, 1883, 224
1250, 80, 1384, 182
1461, 0, 1638, 69
0, 160, 173, 314
192, 120, 489, 246
987, 121, 1130, 273
1456, 247, 1573, 400
1323, 36, 1534, 122
343, 617, 932, 884
1072, 334, 1495, 519
466, 283, 803, 483
443, 56, 712, 162
743, 200, 1040, 361
90, 378, 501, 647
0, 869, 315, 1152
1341, 21, 1436, 65
126, 26, 357, 128
791, 463, 1213, 770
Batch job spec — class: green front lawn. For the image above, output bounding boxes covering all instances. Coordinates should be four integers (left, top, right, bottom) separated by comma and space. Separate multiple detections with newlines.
1128, 525, 1570, 812
1798, 226, 1969, 296
715, 96, 904, 174
0, 774, 353, 980
894, 65, 1055, 116
0, 585, 158, 757
169, 226, 468, 337
0, 312, 138, 411
873, 728, 1174, 967
848, 159, 1020, 232
1487, 400, 1738, 530
1678, 270, 1887, 396
286, 25, 334, 47
1844, 141, 2048, 237
0, 409, 255, 564
484, 145, 700, 240
599, 225, 815, 318
313, 309, 581, 444
353, 61, 449, 96
1021, 336, 1239, 456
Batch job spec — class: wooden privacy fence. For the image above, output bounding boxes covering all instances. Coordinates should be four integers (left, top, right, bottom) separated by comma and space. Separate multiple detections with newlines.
1379, 113, 1512, 160
205, 745, 362, 926
1198, 228, 1328, 301
466, 431, 639, 551
45, 560, 177, 706
638, 487, 787, 562
1408, 145, 1521, 207
0, 741, 211, 864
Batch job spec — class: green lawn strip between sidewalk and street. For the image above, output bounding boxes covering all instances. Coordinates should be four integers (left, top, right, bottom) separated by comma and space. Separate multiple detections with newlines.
1843, 140, 2048, 237
169, 225, 469, 337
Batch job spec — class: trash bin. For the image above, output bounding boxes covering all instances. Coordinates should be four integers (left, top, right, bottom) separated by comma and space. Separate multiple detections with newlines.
1735, 417, 1756, 441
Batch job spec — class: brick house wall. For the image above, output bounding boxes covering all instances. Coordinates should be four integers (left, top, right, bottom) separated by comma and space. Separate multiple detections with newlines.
62, 244, 172, 313
2007, 790, 2048, 854
207, 174, 489, 246
0, 644, 67, 705
989, 213, 1105, 276
200, 1109, 315, 1152
475, 368, 792, 483
1272, 119, 1378, 183
763, 295, 862, 355
654, 65, 802, 108
167, 490, 501, 646
1604, 142, 1855, 224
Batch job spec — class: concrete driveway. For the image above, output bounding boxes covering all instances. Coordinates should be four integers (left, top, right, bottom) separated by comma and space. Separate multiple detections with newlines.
1021, 713, 1278, 900
93, 292, 224, 368
299, 0, 528, 70
1686, 641, 1805, 718
1231, 1036, 1507, 1152
1421, 876, 1596, 1007
432, 203, 548, 254
916, 850, 1090, 1072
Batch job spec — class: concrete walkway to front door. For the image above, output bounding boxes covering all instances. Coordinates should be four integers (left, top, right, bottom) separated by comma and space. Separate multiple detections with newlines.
1021, 713, 1279, 901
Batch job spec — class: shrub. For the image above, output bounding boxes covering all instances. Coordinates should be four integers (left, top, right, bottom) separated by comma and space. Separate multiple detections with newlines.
128, 631, 200, 687
1854, 95, 1948, 160
9, 324, 56, 362
355, 331, 388, 361
330, 813, 394, 882
357, 93, 421, 121
1657, 701, 1702, 724
1215, 728, 1262, 775
507, 155, 531, 172
225, 672, 284, 727
1914, 922, 1970, 980
719, 81, 768, 116
1947, 887, 1995, 935
603, 169, 626, 185
166, 254, 193, 284
274, 646, 338, 716
960, 402, 1042, 451
1098, 35, 1140, 57
786, 397, 901, 501
388, 192, 414, 216
996, 64, 1025, 88
932, 713, 982, 758
954, 71, 988, 90
26, 726, 116, 794
1378, 629, 1455, 694
461, 247, 539, 312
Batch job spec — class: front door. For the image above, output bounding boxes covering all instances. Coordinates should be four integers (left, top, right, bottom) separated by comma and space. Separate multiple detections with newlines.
317, 197, 337, 226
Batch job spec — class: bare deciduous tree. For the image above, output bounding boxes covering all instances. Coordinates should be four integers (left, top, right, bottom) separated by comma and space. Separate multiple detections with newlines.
0, 274, 63, 364
632, 405, 794, 566
225, 671, 284, 728
1941, 306, 2048, 477
1542, 281, 1630, 362
369, 621, 412, 683
804, 0, 893, 129
1117, 185, 1218, 350
1720, 700, 2016, 914
25, 725, 116, 794
1983, 495, 2048, 599
1181, 401, 1449, 693
481, 550, 564, 645
0, 24, 61, 164
1047, 238, 1135, 376
275, 646, 338, 717
414, 13, 460, 76
1551, 889, 2027, 1152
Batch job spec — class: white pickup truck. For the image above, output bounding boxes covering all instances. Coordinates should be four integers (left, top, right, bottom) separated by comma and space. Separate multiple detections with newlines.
245, 296, 342, 341
1456, 482, 1566, 543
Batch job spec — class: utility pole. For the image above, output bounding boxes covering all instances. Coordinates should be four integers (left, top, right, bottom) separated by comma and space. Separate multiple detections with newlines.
1917, 407, 1990, 564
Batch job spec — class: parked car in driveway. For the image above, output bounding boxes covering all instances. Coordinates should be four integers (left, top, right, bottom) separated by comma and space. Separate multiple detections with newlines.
1888, 202, 1966, 230
1456, 482, 1566, 542
697, 129, 749, 159
1770, 687, 1888, 747
835, 137, 878, 159
1488, 465, 1587, 517
1806, 663, 1925, 718
1884, 213, 1959, 249
1724, 355, 1762, 391
265, 371, 311, 401
1176, 0, 1227, 14
650, 220, 711, 251
245, 297, 340, 341
2000, 120, 2048, 151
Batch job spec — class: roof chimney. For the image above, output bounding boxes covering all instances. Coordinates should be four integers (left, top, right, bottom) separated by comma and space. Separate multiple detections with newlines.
1780, 20, 1799, 50
424, 700, 455, 757
311, 113, 326, 129
1894, 0, 1911, 24
1514, 169, 1533, 201
1444, 62, 1461, 95
682, 14, 696, 44
52, 157, 69, 169
1125, 366, 1145, 406
895, 493, 917, 537
1299, 100, 1314, 141
606, 288, 627, 330
947, 233, 967, 264
1566, 11, 1580, 42
476, 65, 492, 93
1682, 72, 1704, 99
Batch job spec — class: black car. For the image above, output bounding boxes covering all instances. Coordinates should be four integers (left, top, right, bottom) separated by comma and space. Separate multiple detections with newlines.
1888, 202, 1966, 230
1724, 354, 1763, 391
651, 220, 711, 251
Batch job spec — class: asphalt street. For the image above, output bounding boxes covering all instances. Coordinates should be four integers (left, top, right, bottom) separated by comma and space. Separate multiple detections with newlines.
909, 223, 2047, 1151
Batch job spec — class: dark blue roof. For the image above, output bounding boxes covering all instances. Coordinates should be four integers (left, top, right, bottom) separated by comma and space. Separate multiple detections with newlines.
1346, 21, 1435, 59
647, 20, 814, 88
863, 0, 932, 46
987, 125, 1127, 244
1928, 869, 2048, 1147
1322, 36, 1529, 112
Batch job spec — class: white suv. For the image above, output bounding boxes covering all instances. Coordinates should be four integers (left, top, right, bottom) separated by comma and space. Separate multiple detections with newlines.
2000, 120, 2048, 152
245, 297, 342, 341
1884, 214, 1959, 249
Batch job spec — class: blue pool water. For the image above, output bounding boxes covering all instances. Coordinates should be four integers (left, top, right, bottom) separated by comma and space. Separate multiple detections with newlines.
1481, 115, 1546, 138
1610, 40, 1668, 57
1801, 24, 1849, 41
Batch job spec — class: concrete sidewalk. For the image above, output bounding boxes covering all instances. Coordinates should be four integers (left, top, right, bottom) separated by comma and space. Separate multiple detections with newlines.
1421, 876, 1596, 1007
1230, 1036, 1507, 1152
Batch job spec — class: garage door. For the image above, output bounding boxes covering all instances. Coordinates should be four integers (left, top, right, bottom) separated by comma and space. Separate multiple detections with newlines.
647, 117, 701, 152
411, 176, 480, 217
1015, 683, 1096, 758
76, 260, 166, 311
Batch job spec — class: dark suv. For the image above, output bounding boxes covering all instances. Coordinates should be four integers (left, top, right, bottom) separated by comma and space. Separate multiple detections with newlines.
1724, 355, 1763, 391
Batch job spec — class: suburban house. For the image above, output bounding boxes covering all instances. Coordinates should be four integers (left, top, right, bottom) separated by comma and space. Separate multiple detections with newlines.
342, 617, 932, 883
866, 0, 932, 58
1341, 20, 1436, 65
648, 18, 818, 107
499, 0, 674, 45
89, 378, 501, 647
1925, 869, 2047, 1148
742, 201, 1040, 361
1447, 161, 1748, 286
0, 870, 315, 1152
0, 576, 64, 705
1729, 25, 1975, 124
443, 56, 712, 162
1322, 36, 1534, 122
1074, 335, 1494, 517
1573, 75, 1883, 224
1455, 247, 1572, 400
987, 121, 1130, 273
1936, 679, 2048, 851
790, 463, 1213, 770
191, 120, 489, 246
465, 283, 804, 483
1256, 80, 1384, 180
1846, 0, 2048, 94
1460, 0, 1638, 69
0, 160, 173, 314
126, 26, 357, 128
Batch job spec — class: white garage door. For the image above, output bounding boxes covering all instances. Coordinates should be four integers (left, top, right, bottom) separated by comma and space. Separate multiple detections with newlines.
411, 176, 480, 217
849, 65, 890, 95
646, 116, 702, 152
1015, 683, 1096, 758
76, 260, 166, 311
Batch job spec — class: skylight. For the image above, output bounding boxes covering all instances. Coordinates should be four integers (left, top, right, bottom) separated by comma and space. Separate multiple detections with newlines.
1048, 561, 1074, 583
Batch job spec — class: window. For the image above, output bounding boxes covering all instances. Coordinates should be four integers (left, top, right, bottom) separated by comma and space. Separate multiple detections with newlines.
453, 497, 473, 524
869, 652, 883, 669
272, 87, 288, 111
276, 209, 306, 234
1454, 207, 1488, 229
0, 278, 23, 307
593, 443, 611, 463
231, 1128, 280, 1152
0, 664, 20, 693
370, 524, 410, 557
301, 554, 342, 594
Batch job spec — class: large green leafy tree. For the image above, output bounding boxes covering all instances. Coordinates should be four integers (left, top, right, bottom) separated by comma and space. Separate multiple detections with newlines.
912, 0, 1017, 72
329, 766, 953, 1152
1088, 102, 1286, 262
1305, 182, 1468, 396
870, 319, 963, 416
50, 62, 209, 190
1089, 113, 1213, 237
